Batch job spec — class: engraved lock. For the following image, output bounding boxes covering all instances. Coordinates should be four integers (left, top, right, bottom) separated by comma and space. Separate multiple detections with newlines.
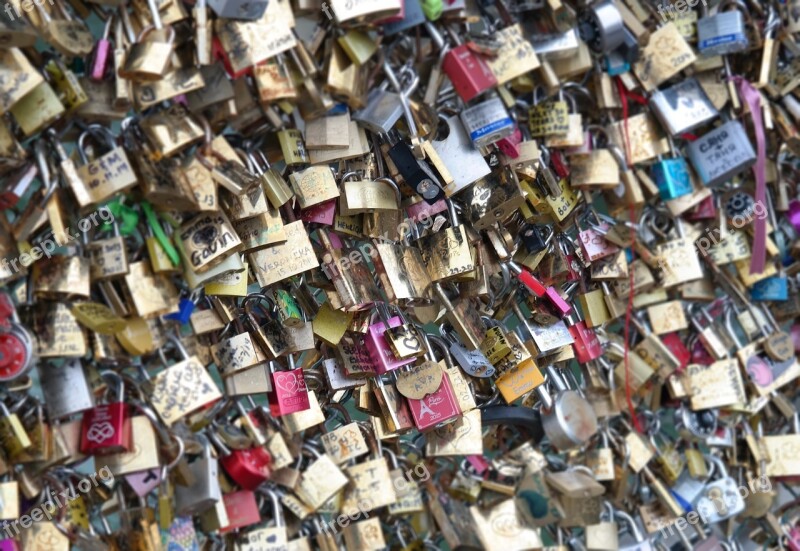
418, 200, 474, 282
239, 489, 289, 548
87, 219, 129, 281
119, 0, 175, 81
694, 455, 746, 523
404, 331, 461, 433
441, 324, 495, 379
74, 125, 138, 207
79, 371, 131, 456
177, 211, 243, 274
294, 444, 349, 511
0, 400, 30, 461
697, 0, 750, 56
649, 78, 719, 137
430, 114, 492, 197
366, 308, 418, 376
687, 120, 757, 187
268, 355, 311, 417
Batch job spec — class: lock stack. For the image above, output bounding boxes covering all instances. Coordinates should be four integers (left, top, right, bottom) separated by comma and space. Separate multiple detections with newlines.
1, 0, 800, 548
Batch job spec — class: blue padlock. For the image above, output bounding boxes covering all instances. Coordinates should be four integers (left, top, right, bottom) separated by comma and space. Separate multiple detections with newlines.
652, 156, 693, 201
750, 276, 789, 302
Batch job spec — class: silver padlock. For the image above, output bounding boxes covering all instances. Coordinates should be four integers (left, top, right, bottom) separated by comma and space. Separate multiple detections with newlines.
686, 120, 756, 187
206, 0, 268, 21
535, 365, 598, 450
175, 435, 222, 517
614, 510, 654, 551
38, 359, 95, 420
694, 455, 746, 523
459, 95, 515, 148
532, 28, 581, 59
431, 114, 492, 196
352, 85, 406, 135
578, 0, 625, 54
697, 0, 750, 56
649, 78, 719, 137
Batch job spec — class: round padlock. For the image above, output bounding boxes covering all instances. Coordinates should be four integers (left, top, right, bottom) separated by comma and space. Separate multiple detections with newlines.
723, 189, 757, 225
0, 327, 32, 381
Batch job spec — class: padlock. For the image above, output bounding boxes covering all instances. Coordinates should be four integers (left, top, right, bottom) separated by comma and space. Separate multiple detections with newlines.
697, 0, 750, 56
119, 0, 175, 80
80, 371, 131, 455
694, 455, 746, 523
649, 78, 719, 137
687, 119, 757, 187
210, 429, 271, 491
268, 355, 311, 417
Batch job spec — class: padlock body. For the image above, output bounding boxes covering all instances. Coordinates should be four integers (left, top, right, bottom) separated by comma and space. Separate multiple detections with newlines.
697, 11, 747, 56
459, 97, 515, 148
652, 157, 692, 200
407, 374, 461, 432
176, 456, 222, 516
568, 321, 602, 363
442, 44, 497, 103
220, 448, 271, 491
366, 317, 418, 375
687, 120, 756, 187
268, 368, 310, 416
80, 402, 131, 455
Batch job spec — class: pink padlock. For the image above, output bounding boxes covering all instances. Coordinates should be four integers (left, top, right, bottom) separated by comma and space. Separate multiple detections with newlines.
268, 355, 310, 417
366, 310, 417, 375
0, 540, 18, 551
578, 224, 619, 262
89, 17, 113, 81
406, 196, 447, 223
544, 286, 572, 317
787, 527, 800, 551
496, 127, 523, 159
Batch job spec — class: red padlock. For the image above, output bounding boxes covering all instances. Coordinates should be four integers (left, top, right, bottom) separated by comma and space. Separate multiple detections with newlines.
442, 43, 497, 103
213, 432, 272, 491
405, 333, 461, 432
219, 490, 262, 533
567, 315, 602, 364
80, 371, 131, 455
268, 355, 310, 417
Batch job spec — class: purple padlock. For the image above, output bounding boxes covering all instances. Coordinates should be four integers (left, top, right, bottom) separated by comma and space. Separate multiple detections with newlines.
0, 539, 18, 551
125, 468, 162, 497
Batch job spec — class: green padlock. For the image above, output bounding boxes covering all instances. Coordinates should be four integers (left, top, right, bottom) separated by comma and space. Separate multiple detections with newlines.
421, 0, 443, 21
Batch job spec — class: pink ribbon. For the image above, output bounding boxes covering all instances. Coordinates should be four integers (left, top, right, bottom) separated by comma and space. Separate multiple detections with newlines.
735, 77, 767, 274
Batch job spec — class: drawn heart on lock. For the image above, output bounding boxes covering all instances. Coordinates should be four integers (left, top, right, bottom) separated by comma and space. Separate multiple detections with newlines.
275, 372, 304, 394
193, 225, 218, 246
